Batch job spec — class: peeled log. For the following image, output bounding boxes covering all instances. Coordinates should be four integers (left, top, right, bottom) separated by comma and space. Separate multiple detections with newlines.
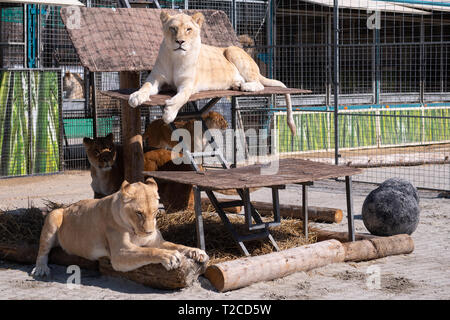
251, 201, 343, 224
344, 234, 414, 262
99, 256, 207, 290
204, 240, 346, 292
315, 230, 378, 242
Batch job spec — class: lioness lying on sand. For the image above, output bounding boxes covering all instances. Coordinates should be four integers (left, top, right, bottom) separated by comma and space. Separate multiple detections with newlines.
31, 178, 208, 276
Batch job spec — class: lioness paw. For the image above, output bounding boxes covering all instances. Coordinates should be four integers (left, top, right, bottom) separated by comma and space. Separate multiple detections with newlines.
241, 81, 264, 92
162, 105, 178, 124
128, 90, 150, 108
185, 248, 209, 263
161, 250, 182, 270
31, 263, 51, 278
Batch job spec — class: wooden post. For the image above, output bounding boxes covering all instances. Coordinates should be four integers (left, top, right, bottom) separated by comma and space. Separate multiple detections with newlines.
120, 71, 144, 183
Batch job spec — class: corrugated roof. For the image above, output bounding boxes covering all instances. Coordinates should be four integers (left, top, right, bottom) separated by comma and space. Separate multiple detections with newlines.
4, 0, 85, 6
303, 0, 431, 14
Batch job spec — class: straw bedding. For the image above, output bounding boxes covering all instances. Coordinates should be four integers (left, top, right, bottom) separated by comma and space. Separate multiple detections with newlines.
0, 201, 317, 265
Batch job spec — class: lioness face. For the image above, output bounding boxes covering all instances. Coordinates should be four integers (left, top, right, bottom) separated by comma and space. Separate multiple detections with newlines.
120, 179, 160, 237
83, 133, 117, 171
160, 12, 204, 55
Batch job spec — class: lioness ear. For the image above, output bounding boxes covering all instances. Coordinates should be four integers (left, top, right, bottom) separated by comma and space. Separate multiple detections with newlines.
121, 180, 130, 191
145, 177, 157, 187
106, 132, 114, 142
83, 137, 93, 147
191, 12, 204, 28
121, 180, 133, 200
160, 11, 171, 24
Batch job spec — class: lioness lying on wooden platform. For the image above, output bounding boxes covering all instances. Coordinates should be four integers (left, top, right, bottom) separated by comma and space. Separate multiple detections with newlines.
129, 11, 296, 135
31, 178, 208, 276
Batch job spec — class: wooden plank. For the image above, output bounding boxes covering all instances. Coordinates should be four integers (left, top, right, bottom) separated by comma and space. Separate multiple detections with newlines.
100, 87, 312, 107
120, 71, 144, 183
144, 158, 362, 190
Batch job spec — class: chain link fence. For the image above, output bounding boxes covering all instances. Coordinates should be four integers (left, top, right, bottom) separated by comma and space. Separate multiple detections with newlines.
0, 0, 449, 190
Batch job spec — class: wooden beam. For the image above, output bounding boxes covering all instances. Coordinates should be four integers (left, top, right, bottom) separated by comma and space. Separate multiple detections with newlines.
120, 71, 144, 183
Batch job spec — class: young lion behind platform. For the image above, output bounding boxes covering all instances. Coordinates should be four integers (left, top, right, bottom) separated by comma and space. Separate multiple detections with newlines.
128, 11, 296, 135
83, 133, 124, 199
31, 178, 208, 276
142, 111, 228, 151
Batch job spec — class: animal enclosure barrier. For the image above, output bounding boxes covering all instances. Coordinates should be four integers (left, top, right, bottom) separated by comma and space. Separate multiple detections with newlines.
0, 68, 62, 178
1, 0, 449, 191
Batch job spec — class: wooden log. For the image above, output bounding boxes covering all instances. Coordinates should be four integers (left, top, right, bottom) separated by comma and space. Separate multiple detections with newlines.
0, 243, 98, 270
315, 229, 378, 242
251, 201, 343, 223
120, 71, 144, 183
204, 240, 346, 292
0, 242, 206, 290
98, 256, 207, 290
342, 234, 414, 262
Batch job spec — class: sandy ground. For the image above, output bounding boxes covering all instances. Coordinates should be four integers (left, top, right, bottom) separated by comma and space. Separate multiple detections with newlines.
0, 170, 449, 300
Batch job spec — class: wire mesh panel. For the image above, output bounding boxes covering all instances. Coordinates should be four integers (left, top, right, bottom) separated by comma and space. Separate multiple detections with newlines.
0, 69, 62, 178
39, 0, 121, 169
0, 4, 25, 68
1, 0, 449, 190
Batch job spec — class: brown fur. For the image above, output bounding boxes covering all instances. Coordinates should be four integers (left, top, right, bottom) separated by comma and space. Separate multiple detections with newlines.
83, 133, 124, 199
142, 111, 228, 151
238, 34, 256, 59
31, 179, 208, 276
63, 71, 85, 100
143, 149, 195, 213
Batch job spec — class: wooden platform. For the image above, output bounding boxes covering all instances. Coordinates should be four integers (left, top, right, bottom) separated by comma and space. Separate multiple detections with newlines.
144, 158, 361, 190
101, 87, 311, 107
144, 158, 361, 255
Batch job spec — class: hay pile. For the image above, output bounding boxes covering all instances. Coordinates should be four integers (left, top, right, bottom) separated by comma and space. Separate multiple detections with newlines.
0, 201, 317, 265
0, 207, 45, 245
0, 200, 65, 246
157, 208, 317, 264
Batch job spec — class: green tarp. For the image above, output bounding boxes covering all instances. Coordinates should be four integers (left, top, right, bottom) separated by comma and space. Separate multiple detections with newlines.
0, 70, 60, 177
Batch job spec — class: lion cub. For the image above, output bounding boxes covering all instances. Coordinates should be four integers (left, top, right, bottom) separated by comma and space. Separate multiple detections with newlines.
143, 111, 228, 151
31, 178, 208, 276
83, 133, 124, 199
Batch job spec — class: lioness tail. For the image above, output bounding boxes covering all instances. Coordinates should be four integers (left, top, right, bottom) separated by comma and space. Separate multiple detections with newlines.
258, 75, 296, 136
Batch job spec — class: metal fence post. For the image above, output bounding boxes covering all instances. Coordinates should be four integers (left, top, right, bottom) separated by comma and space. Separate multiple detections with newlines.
333, 0, 340, 165
231, 0, 237, 30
